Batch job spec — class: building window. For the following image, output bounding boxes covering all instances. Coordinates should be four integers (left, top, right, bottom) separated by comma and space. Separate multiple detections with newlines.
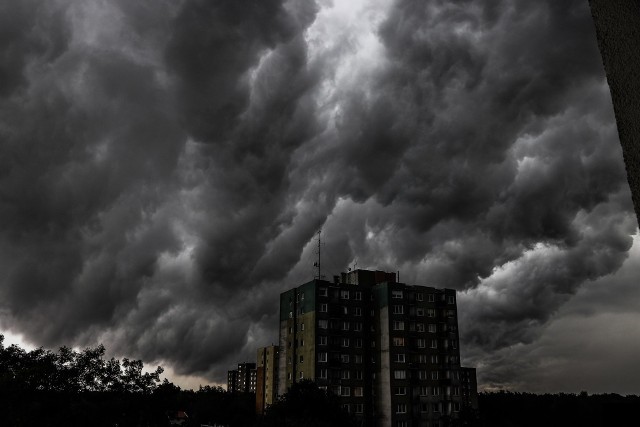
393, 370, 406, 380
431, 355, 439, 364
420, 386, 428, 396
319, 320, 328, 329
417, 323, 425, 332
320, 303, 328, 312
342, 338, 350, 347
394, 386, 406, 395
319, 287, 328, 297
319, 368, 328, 379
419, 370, 428, 380
355, 338, 363, 348
433, 386, 441, 396
341, 370, 350, 379
452, 340, 458, 349
393, 321, 405, 331
356, 370, 363, 380
430, 339, 438, 349
448, 295, 455, 304
417, 293, 424, 301
299, 355, 304, 363
394, 353, 406, 363
355, 307, 362, 316
299, 371, 304, 379
421, 402, 429, 413
341, 354, 350, 363
354, 354, 363, 364
428, 324, 437, 333
447, 309, 456, 318
393, 337, 405, 347
417, 338, 426, 348
432, 371, 439, 380
355, 404, 364, 413
397, 422, 408, 427
428, 294, 435, 302
355, 291, 362, 300
300, 323, 305, 331
396, 404, 407, 414
340, 290, 349, 300
354, 322, 363, 332
371, 340, 376, 348
427, 309, 436, 317
392, 305, 404, 314
342, 321, 350, 331
318, 352, 328, 362
432, 403, 441, 413
341, 387, 351, 396
453, 386, 460, 396
416, 308, 425, 316
319, 336, 327, 346
392, 290, 403, 299
288, 373, 292, 380
419, 354, 428, 363
453, 402, 461, 412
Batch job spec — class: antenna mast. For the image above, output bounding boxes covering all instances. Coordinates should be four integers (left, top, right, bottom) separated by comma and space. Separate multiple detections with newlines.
317, 229, 322, 280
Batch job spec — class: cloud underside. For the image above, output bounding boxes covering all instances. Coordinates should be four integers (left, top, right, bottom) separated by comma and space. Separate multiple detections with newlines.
0, 0, 636, 389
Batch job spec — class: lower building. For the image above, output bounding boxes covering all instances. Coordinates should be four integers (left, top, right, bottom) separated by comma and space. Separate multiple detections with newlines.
227, 362, 257, 393
256, 345, 279, 414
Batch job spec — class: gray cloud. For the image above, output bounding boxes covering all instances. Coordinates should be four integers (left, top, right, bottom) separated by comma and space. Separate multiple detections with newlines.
0, 0, 637, 389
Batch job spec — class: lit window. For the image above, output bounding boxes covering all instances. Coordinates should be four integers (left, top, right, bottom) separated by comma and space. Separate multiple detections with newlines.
393, 337, 405, 347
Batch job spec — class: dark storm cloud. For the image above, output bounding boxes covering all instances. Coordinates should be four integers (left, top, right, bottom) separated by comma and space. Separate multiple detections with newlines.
0, 0, 636, 389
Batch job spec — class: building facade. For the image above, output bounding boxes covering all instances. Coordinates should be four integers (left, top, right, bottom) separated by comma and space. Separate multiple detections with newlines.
256, 345, 279, 414
277, 269, 478, 427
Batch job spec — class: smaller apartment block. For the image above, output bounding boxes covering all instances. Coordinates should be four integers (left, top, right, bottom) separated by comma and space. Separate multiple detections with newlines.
227, 362, 257, 393
256, 345, 279, 415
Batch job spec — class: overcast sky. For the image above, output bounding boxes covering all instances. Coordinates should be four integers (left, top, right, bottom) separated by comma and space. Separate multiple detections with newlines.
1, 0, 638, 392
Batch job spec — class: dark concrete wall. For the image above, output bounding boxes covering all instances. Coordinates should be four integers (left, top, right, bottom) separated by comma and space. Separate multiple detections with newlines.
589, 0, 640, 227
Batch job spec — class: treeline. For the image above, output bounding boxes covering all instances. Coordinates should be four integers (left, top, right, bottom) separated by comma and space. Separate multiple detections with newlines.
478, 391, 640, 427
0, 335, 256, 426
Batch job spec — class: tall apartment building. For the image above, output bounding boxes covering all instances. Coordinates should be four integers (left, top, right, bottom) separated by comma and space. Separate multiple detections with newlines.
278, 269, 478, 427
256, 345, 279, 415
227, 362, 257, 393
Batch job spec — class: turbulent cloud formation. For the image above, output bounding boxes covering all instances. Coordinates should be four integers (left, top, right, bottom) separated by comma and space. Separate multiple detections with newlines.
0, 0, 636, 390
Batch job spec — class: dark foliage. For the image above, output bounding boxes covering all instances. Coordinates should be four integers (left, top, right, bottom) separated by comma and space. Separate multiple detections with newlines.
478, 391, 640, 427
0, 335, 256, 427
259, 380, 356, 427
